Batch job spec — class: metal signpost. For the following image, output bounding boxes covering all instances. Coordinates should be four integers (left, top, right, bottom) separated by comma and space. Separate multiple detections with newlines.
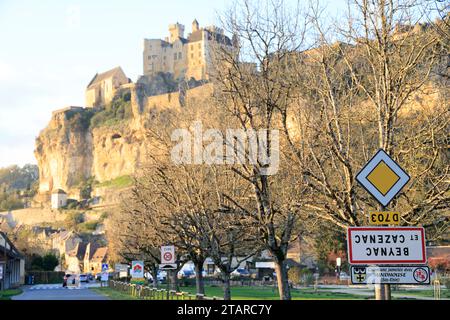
352, 149, 428, 300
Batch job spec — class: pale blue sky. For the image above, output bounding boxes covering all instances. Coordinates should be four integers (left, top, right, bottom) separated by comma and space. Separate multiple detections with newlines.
0, 0, 346, 167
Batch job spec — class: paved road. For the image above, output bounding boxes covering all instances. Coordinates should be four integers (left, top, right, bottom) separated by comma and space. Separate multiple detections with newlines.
12, 283, 109, 300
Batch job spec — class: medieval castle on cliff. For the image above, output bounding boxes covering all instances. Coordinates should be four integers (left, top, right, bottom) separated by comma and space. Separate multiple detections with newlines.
85, 19, 233, 108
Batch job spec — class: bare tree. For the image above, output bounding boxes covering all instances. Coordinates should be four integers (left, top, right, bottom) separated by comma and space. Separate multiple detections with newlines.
210, 0, 309, 300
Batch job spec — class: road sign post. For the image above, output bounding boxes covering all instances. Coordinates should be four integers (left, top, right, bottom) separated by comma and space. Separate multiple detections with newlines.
159, 245, 177, 270
352, 149, 427, 300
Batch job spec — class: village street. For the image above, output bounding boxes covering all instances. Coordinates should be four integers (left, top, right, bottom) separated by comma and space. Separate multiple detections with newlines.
12, 283, 109, 300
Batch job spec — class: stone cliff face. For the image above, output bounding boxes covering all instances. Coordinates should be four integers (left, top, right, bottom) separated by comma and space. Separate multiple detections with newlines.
35, 108, 94, 197
34, 83, 213, 200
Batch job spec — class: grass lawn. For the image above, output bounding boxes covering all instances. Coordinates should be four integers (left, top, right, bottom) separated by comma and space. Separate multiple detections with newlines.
180, 286, 367, 300
393, 289, 450, 299
93, 285, 367, 300
0, 289, 23, 300
91, 287, 138, 300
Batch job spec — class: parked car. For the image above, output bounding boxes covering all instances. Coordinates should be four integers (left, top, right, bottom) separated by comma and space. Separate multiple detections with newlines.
148, 271, 167, 282
79, 274, 89, 282
87, 273, 94, 281
177, 269, 195, 279
231, 268, 251, 277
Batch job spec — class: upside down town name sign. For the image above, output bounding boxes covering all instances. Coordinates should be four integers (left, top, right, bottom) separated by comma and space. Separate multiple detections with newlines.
347, 227, 426, 264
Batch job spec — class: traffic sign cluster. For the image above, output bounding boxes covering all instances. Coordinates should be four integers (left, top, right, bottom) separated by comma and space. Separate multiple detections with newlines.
348, 149, 429, 285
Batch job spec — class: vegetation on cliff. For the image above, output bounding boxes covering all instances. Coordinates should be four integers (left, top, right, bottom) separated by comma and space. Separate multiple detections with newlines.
0, 164, 38, 211
90, 92, 132, 128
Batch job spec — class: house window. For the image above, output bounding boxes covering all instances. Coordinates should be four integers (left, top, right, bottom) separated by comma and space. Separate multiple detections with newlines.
174, 53, 177, 60
198, 43, 201, 49
198, 51, 201, 57
178, 52, 182, 59
191, 53, 194, 59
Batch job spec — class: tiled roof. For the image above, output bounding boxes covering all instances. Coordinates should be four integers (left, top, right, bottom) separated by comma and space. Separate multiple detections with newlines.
87, 66, 124, 89
91, 247, 108, 263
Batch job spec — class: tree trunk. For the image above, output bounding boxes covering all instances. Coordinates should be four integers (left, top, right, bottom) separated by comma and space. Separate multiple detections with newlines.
194, 262, 205, 295
169, 270, 179, 291
222, 273, 231, 300
274, 260, 291, 300
151, 265, 158, 288
384, 284, 391, 300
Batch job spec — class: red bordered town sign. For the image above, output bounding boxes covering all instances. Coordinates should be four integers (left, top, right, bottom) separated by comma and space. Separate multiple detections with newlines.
347, 227, 426, 264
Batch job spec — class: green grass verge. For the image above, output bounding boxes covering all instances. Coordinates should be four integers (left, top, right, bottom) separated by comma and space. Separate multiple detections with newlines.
0, 289, 23, 300
94, 285, 367, 300
393, 289, 450, 299
180, 286, 367, 300
95, 175, 133, 189
91, 287, 138, 300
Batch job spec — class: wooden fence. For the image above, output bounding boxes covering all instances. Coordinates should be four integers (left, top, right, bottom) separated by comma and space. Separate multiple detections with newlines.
108, 280, 223, 300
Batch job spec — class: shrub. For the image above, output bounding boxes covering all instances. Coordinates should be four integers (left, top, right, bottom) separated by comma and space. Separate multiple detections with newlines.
443, 278, 450, 289
90, 96, 132, 128
287, 266, 301, 285
300, 269, 314, 286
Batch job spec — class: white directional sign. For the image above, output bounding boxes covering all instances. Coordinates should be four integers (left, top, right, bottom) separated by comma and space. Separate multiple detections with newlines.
347, 227, 426, 264
0, 264, 3, 280
159, 245, 177, 270
356, 149, 410, 207
351, 266, 430, 285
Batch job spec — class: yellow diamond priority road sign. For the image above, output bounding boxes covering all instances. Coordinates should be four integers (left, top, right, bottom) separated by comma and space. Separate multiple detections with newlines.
356, 149, 410, 207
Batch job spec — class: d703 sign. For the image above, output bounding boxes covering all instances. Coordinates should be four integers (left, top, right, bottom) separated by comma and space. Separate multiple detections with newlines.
347, 227, 426, 264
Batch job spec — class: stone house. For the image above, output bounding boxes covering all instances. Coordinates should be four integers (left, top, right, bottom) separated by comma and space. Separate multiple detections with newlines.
0, 231, 25, 290
84, 246, 108, 274
51, 230, 82, 261
51, 189, 67, 209
65, 242, 88, 274
85, 66, 131, 108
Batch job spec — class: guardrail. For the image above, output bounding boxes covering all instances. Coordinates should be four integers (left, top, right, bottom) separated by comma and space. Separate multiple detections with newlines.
108, 280, 223, 300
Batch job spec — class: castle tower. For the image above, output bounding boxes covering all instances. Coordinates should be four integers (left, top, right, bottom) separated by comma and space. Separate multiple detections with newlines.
192, 19, 199, 32
168, 22, 185, 43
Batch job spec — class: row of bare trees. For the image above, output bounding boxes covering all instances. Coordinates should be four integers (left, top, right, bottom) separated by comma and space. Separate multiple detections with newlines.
107, 0, 449, 300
